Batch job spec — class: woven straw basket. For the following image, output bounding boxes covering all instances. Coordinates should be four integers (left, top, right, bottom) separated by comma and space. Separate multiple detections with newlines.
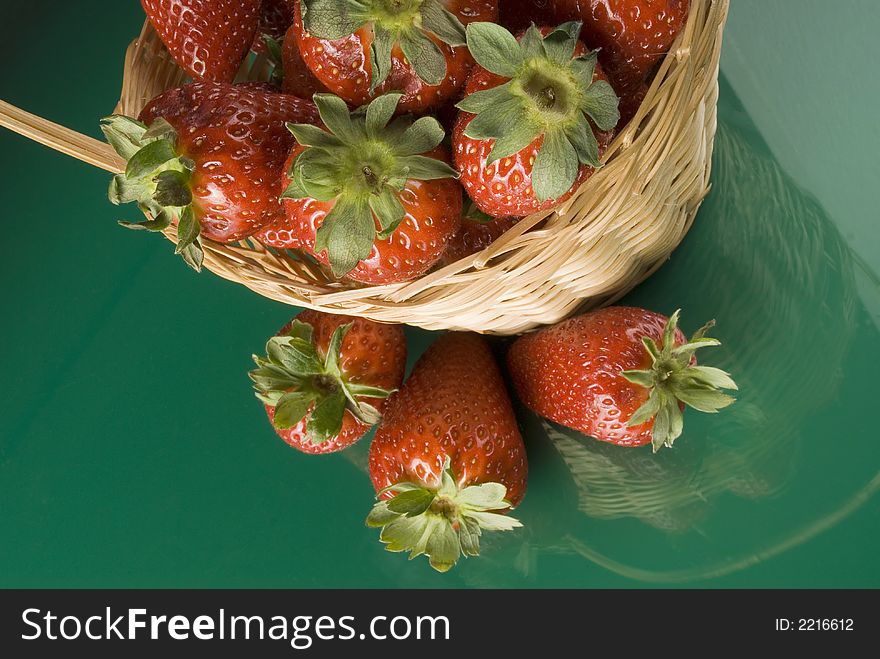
0, 0, 728, 334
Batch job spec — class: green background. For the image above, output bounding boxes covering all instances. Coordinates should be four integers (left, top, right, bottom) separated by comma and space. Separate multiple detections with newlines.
1, 1, 878, 588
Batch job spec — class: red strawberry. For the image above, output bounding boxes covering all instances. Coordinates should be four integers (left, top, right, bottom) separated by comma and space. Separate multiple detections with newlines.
259, 92, 461, 284
453, 22, 618, 217
101, 82, 318, 270
252, 0, 296, 54
250, 310, 406, 454
367, 333, 527, 572
508, 307, 737, 451
141, 0, 262, 82
548, 0, 690, 93
440, 200, 518, 264
291, 0, 498, 114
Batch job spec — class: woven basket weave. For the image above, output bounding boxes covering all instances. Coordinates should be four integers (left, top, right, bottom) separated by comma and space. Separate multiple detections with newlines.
0, 0, 728, 334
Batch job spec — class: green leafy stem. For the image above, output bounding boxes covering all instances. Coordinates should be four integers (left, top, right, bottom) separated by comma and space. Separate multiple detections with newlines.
101, 115, 204, 271
366, 457, 522, 572
621, 309, 738, 452
302, 0, 467, 90
281, 92, 458, 277
456, 21, 620, 202
250, 319, 395, 444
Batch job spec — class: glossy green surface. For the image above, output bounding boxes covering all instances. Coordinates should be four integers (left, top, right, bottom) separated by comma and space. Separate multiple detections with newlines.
1, 1, 878, 588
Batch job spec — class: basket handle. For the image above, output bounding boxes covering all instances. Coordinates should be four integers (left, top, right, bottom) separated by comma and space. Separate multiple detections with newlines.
0, 99, 124, 174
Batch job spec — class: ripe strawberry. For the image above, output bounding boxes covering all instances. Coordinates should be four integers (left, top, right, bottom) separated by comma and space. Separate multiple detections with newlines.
252, 0, 296, 54
548, 0, 690, 93
291, 0, 498, 113
250, 310, 406, 454
141, 0, 262, 82
508, 308, 737, 451
453, 22, 619, 217
101, 82, 318, 270
367, 333, 527, 572
260, 92, 461, 284
440, 200, 518, 264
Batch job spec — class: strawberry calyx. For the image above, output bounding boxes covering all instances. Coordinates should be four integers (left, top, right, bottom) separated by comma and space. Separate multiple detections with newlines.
366, 457, 522, 572
101, 115, 204, 271
456, 22, 620, 201
249, 319, 395, 443
621, 310, 738, 453
302, 0, 467, 91
282, 92, 458, 276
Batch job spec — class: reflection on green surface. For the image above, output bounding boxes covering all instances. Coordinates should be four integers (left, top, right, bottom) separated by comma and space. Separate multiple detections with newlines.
1, 1, 879, 588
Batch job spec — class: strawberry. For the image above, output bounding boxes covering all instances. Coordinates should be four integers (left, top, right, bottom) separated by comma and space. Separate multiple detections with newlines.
250, 310, 406, 454
440, 200, 518, 264
252, 0, 296, 54
453, 22, 619, 217
141, 0, 262, 82
508, 307, 737, 452
291, 0, 498, 113
548, 0, 690, 93
367, 332, 527, 572
260, 92, 462, 284
100, 82, 318, 270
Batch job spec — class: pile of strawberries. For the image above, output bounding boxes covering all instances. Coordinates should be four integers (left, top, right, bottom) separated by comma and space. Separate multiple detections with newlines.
102, 1, 728, 573
103, 0, 689, 279
249, 304, 736, 572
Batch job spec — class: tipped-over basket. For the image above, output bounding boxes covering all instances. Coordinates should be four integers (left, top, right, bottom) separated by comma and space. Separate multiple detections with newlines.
0, 0, 728, 335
